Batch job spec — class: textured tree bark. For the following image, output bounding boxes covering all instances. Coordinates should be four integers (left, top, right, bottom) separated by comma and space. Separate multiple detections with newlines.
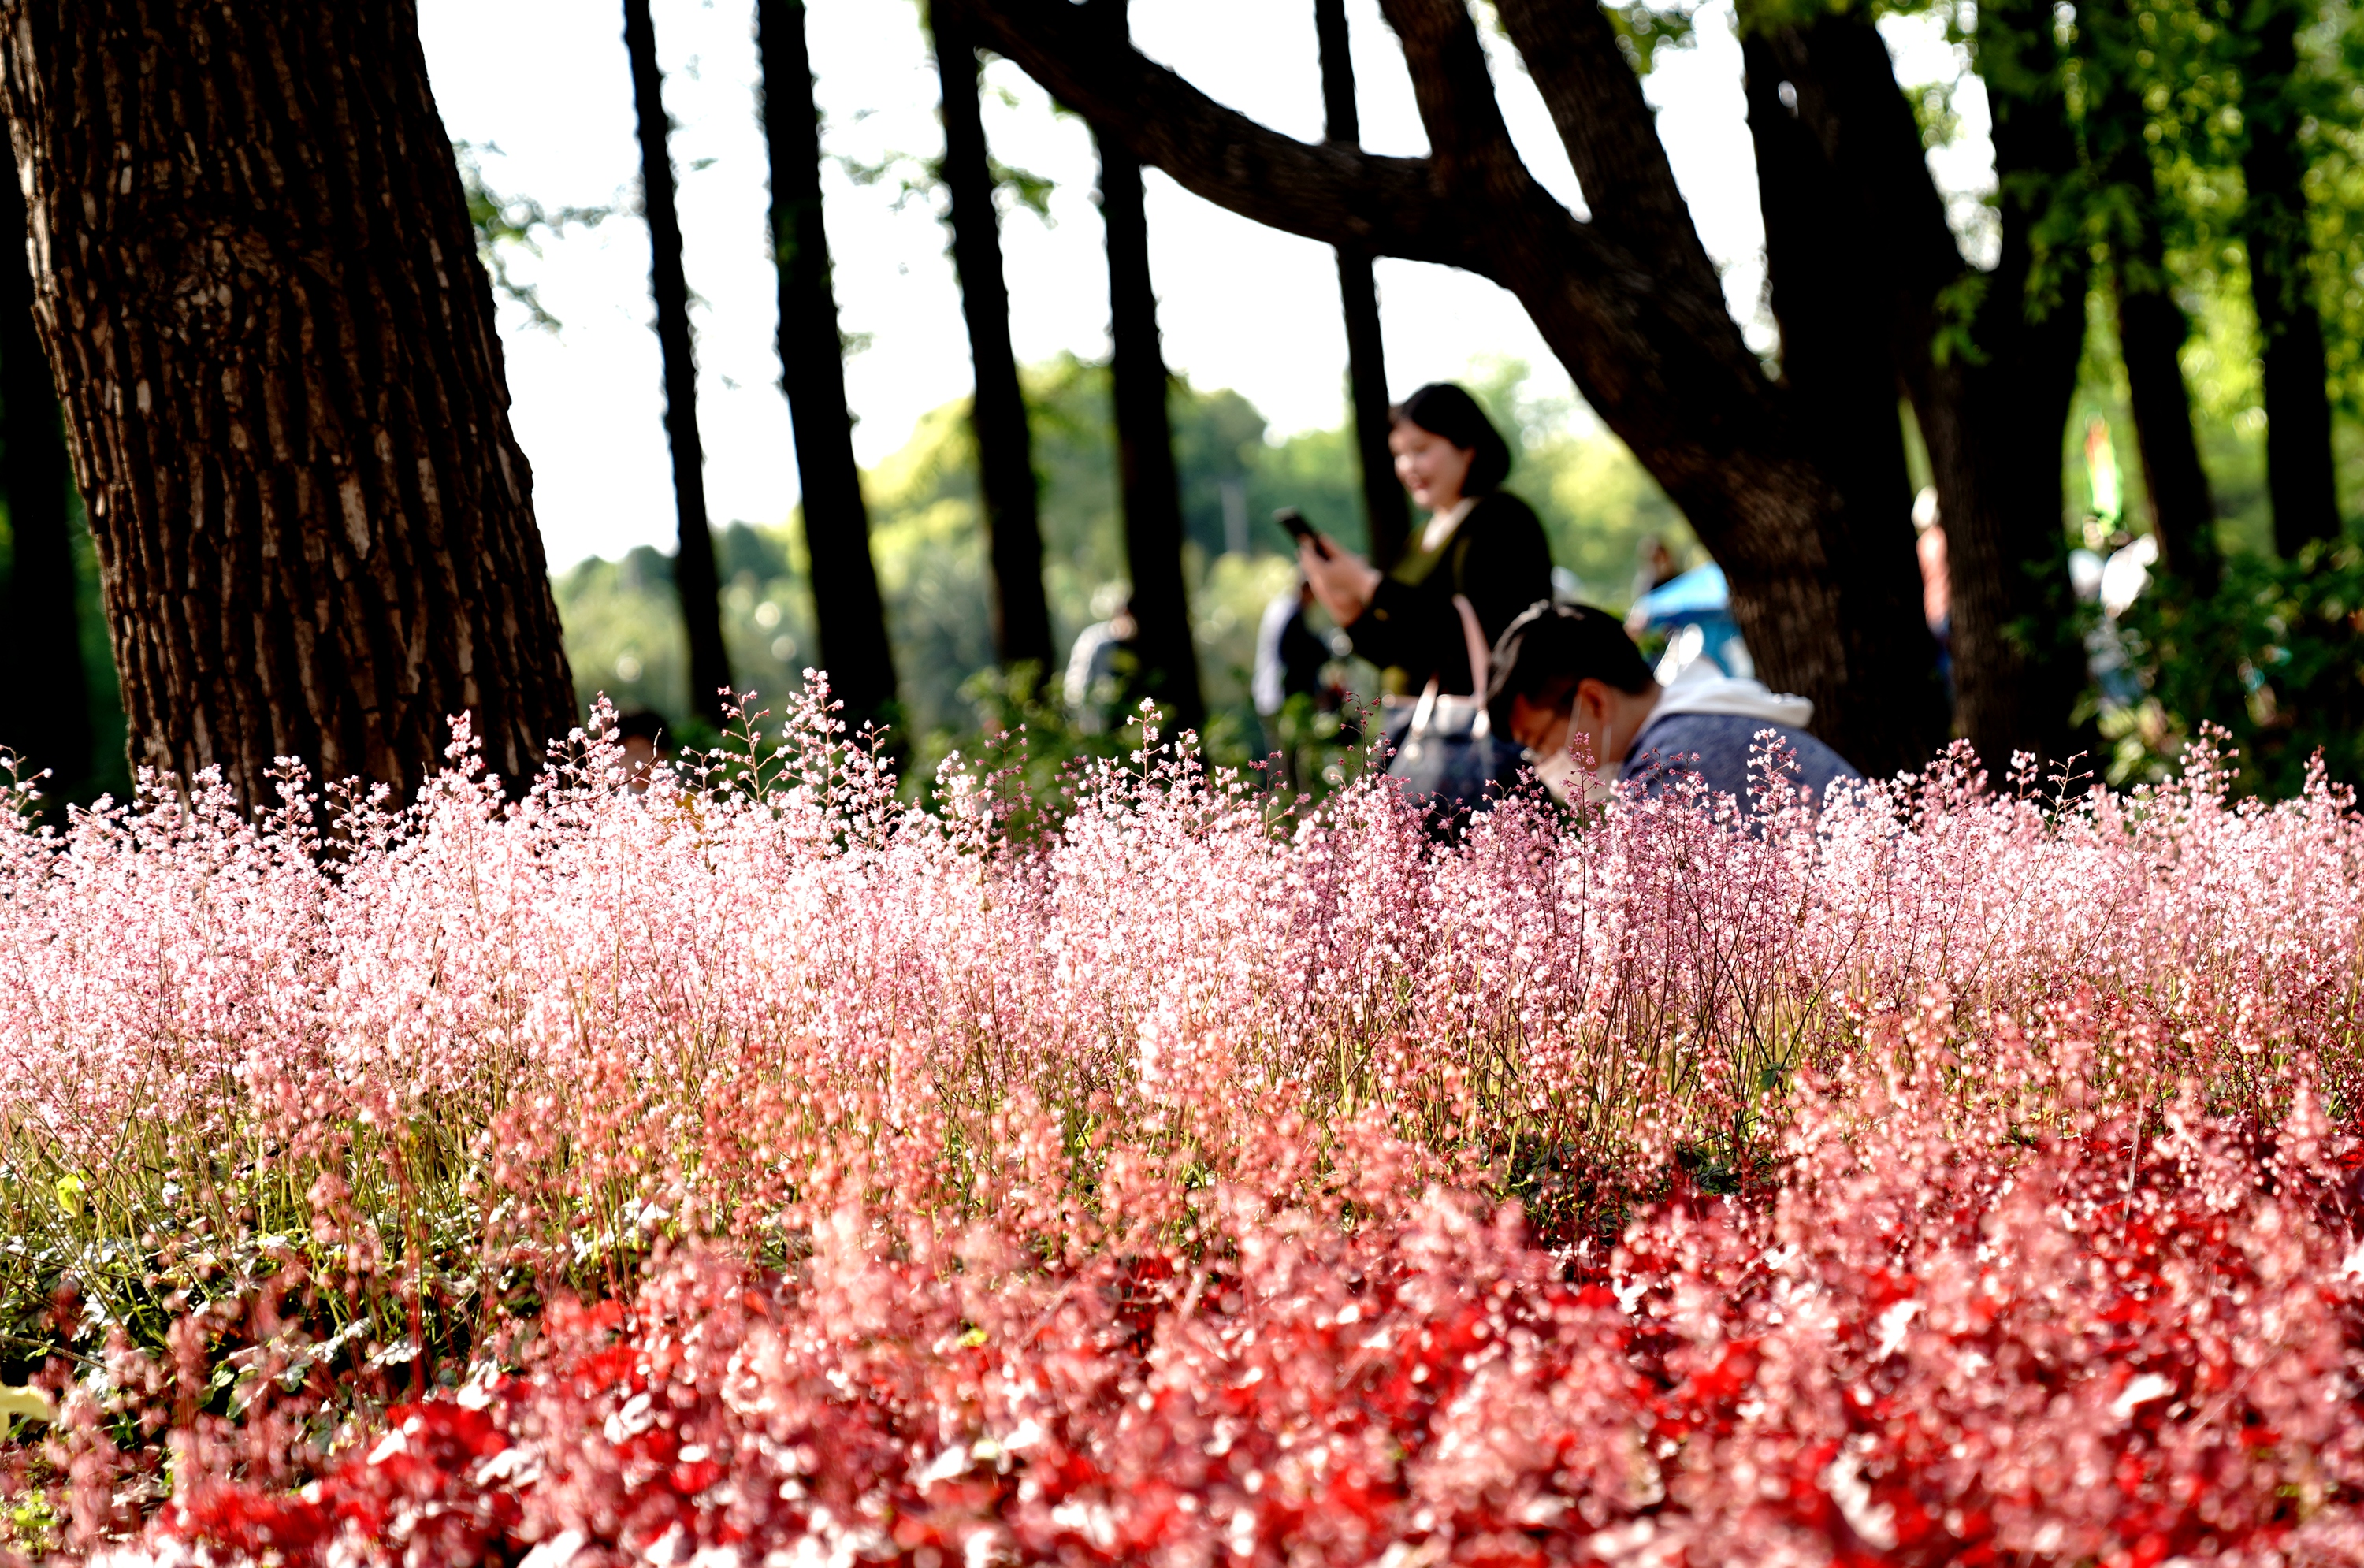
0, 0, 576, 807
2237, 0, 2340, 556
0, 143, 89, 798
1740, 33, 1948, 778
758, 0, 899, 726
1314, 0, 1407, 569
623, 0, 730, 728
2082, 0, 2218, 590
1093, 36, 1206, 737
930, 5, 1055, 676
1767, 6, 2089, 772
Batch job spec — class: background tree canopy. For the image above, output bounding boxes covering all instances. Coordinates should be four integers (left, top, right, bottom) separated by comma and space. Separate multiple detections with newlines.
551, 355, 1695, 761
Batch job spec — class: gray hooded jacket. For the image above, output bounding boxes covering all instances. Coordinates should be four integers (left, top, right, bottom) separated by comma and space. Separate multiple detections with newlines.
1622, 666, 1860, 804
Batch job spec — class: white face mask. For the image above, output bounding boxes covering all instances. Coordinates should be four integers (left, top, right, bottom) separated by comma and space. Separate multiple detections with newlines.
1532, 749, 1577, 803
1530, 748, 1619, 806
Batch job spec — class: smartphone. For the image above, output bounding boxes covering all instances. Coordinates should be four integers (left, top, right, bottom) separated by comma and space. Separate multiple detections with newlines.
1275, 507, 1331, 558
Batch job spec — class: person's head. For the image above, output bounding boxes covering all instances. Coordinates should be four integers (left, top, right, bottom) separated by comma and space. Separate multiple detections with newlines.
1485, 601, 1660, 780
1388, 383, 1511, 513
1639, 534, 1677, 575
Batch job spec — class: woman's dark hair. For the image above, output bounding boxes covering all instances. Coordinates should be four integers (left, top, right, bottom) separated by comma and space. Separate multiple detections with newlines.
1391, 382, 1512, 495
1484, 600, 1655, 738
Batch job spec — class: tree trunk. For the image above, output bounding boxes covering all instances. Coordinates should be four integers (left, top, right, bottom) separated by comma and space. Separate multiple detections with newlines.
0, 138, 88, 800
2119, 293, 2220, 589
1314, 0, 1408, 569
623, 0, 730, 727
1092, 0, 1203, 735
1764, 6, 2088, 773
2082, 0, 2218, 590
758, 0, 898, 726
1741, 31, 1949, 776
931, 6, 1056, 676
2238, 0, 2340, 556
1923, 0, 2090, 771
0, 0, 575, 807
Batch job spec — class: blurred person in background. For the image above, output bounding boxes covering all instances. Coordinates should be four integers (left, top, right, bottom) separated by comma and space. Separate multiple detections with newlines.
1295, 382, 1555, 812
1485, 600, 1859, 807
615, 709, 667, 794
1630, 534, 1682, 606
1914, 486, 1951, 695
1253, 577, 1348, 792
1063, 594, 1139, 735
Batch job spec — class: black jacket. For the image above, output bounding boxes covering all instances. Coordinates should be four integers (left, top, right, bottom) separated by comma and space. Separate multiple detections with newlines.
1347, 491, 1555, 697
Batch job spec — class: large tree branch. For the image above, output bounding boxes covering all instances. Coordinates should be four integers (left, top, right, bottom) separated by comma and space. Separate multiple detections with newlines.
1372, 0, 1535, 209
1377, 0, 1782, 478
1491, 0, 1726, 307
946, 0, 1495, 275
1759, 16, 1964, 349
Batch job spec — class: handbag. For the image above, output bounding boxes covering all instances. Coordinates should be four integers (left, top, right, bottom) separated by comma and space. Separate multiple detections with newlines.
1384, 594, 1510, 815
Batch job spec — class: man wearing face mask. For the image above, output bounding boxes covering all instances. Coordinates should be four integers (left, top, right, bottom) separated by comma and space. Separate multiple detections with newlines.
1483, 601, 1861, 807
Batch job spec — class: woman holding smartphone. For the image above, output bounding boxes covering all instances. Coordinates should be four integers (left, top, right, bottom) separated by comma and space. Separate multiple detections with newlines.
1295, 382, 1556, 807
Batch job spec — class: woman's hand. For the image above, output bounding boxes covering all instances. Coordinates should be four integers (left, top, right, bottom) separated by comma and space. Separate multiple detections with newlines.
1298, 535, 1383, 626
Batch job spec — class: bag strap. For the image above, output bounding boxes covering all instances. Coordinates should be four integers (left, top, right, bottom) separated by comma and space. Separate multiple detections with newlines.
1453, 593, 1492, 739
1408, 675, 1441, 737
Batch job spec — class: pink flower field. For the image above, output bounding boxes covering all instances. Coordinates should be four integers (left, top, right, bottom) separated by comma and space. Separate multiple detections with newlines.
2, 699, 2362, 1566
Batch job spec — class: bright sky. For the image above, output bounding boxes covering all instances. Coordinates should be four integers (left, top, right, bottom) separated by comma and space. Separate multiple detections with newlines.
414, 0, 1989, 568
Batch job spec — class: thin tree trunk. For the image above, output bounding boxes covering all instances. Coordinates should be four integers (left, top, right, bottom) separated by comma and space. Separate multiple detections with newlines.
0, 139, 87, 799
1091, 0, 1203, 735
0, 0, 575, 806
758, 0, 898, 726
2083, 0, 2218, 589
623, 0, 731, 727
931, 5, 1055, 675
2119, 293, 2220, 588
1741, 32, 1948, 776
1314, 0, 1407, 569
2238, 0, 2340, 555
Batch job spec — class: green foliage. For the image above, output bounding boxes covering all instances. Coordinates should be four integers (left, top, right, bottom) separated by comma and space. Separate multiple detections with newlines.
2100, 0, 2364, 429
0, 483, 130, 810
454, 142, 616, 333
68, 492, 127, 807
2114, 541, 2364, 793
2306, 0, 2364, 418
1907, 78, 1967, 151
552, 359, 1693, 776
898, 658, 1385, 840
1604, 0, 1701, 72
